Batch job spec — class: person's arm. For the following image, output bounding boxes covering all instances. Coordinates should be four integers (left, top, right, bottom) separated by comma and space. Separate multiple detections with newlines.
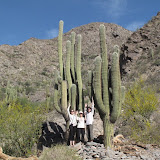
91, 98, 94, 114
67, 104, 71, 116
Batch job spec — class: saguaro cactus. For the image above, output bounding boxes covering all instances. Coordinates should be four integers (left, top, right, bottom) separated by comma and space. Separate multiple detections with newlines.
89, 24, 125, 148
53, 20, 84, 140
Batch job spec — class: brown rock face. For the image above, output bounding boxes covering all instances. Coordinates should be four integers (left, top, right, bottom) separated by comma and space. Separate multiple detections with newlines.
121, 11, 160, 82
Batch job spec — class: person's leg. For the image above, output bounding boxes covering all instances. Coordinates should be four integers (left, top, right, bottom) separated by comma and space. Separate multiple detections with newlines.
72, 126, 77, 145
89, 124, 93, 141
77, 128, 80, 143
69, 125, 74, 145
81, 128, 85, 143
87, 125, 91, 141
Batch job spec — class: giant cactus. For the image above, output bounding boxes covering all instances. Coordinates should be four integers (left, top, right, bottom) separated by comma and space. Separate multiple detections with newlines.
53, 20, 84, 140
89, 24, 125, 148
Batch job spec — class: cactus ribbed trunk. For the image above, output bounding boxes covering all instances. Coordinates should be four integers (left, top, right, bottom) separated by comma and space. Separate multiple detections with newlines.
71, 84, 77, 110
70, 32, 76, 82
103, 116, 114, 148
89, 24, 125, 148
66, 41, 72, 103
76, 34, 83, 111
58, 20, 64, 79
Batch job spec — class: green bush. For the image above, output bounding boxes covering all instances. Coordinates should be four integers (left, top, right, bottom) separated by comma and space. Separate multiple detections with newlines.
123, 78, 158, 119
39, 145, 82, 160
122, 78, 159, 144
0, 101, 45, 157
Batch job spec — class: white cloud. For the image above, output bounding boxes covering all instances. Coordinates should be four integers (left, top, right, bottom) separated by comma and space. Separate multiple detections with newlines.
126, 21, 145, 31
46, 28, 59, 39
93, 0, 127, 19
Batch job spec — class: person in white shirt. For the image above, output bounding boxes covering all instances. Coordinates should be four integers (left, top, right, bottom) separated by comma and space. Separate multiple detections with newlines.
77, 111, 85, 143
67, 104, 77, 146
85, 98, 94, 142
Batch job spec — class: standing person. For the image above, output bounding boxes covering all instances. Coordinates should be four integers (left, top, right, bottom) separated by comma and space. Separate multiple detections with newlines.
77, 111, 85, 143
85, 98, 94, 142
67, 104, 77, 146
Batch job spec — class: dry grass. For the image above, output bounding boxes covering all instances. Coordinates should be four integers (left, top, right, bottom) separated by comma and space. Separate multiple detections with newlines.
39, 145, 82, 160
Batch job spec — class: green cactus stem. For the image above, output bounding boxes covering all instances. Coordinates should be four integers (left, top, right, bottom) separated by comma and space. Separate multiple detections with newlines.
90, 24, 125, 148
58, 20, 64, 79
66, 40, 72, 103
70, 32, 76, 82
76, 34, 83, 111
71, 84, 77, 111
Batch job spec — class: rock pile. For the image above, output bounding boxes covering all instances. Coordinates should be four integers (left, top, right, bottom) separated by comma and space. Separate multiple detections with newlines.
74, 141, 160, 160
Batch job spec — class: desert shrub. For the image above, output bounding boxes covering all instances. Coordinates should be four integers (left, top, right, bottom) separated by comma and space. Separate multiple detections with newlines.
0, 100, 45, 157
122, 78, 159, 144
123, 78, 158, 119
39, 144, 82, 160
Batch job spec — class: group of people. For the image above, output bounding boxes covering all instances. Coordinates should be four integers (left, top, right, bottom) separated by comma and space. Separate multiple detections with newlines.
67, 99, 94, 146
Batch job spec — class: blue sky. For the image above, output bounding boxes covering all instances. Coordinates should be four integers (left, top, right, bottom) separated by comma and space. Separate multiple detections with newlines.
0, 0, 159, 45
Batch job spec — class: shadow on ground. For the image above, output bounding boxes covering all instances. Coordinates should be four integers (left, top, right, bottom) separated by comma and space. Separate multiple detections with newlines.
37, 122, 64, 150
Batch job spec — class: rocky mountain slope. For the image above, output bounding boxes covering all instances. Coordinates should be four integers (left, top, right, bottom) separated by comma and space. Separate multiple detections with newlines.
121, 11, 160, 93
0, 11, 159, 102
0, 22, 132, 101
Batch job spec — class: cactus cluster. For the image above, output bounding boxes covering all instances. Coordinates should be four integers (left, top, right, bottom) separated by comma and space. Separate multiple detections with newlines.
88, 24, 125, 147
53, 20, 83, 139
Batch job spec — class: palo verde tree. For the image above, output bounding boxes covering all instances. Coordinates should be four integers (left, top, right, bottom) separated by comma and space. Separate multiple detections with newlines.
88, 24, 125, 148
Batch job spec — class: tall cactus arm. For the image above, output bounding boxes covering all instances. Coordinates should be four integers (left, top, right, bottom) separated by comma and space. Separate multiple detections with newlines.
93, 56, 106, 115
87, 70, 93, 101
99, 24, 109, 114
70, 32, 76, 82
58, 20, 64, 79
53, 86, 62, 114
76, 34, 83, 111
61, 81, 67, 111
110, 52, 120, 123
71, 84, 77, 110
66, 40, 72, 103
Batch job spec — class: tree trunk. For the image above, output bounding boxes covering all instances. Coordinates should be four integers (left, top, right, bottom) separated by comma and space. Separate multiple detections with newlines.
103, 116, 114, 148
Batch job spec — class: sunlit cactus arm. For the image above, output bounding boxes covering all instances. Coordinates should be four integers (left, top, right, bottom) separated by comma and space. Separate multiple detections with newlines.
70, 32, 76, 82
58, 20, 64, 79
87, 70, 93, 101
71, 84, 77, 111
66, 40, 72, 103
53, 86, 62, 114
99, 24, 109, 114
93, 56, 106, 115
76, 34, 83, 111
110, 52, 120, 123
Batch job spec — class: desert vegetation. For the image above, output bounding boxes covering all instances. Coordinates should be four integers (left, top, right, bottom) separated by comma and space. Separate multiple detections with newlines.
0, 12, 160, 159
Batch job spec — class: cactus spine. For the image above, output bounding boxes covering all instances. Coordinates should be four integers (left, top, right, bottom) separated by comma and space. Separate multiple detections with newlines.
90, 24, 125, 148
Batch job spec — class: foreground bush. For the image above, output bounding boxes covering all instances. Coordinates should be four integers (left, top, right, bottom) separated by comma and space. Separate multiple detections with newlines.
39, 145, 82, 160
123, 79, 158, 119
0, 100, 45, 157
122, 78, 159, 144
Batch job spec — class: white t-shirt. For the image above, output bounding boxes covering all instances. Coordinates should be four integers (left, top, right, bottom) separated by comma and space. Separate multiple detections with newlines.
77, 117, 85, 128
85, 103, 94, 125
67, 107, 77, 126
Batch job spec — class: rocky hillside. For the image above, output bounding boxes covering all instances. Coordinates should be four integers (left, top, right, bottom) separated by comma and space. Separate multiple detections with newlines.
0, 22, 132, 101
121, 11, 160, 93
0, 11, 159, 101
